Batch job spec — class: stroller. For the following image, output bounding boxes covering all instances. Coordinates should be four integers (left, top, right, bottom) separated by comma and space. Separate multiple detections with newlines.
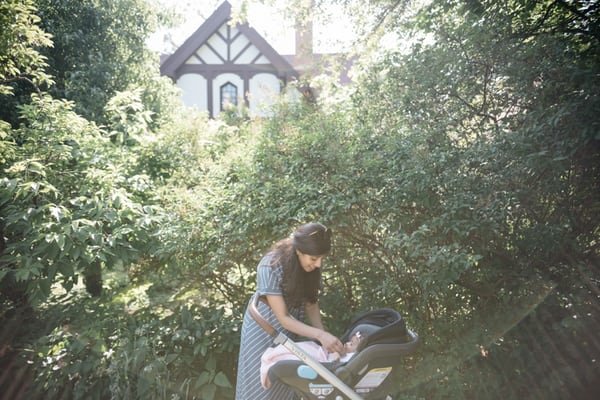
249, 292, 419, 400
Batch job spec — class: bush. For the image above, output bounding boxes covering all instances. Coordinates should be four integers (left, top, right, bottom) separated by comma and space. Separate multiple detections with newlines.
21, 279, 239, 400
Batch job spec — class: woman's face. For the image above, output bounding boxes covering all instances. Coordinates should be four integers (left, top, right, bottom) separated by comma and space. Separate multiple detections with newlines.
296, 250, 326, 272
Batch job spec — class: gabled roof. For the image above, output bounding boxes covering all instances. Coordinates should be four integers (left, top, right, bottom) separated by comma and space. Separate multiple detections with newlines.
160, 1, 297, 79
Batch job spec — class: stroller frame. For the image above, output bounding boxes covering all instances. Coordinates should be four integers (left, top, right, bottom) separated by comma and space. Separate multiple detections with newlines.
248, 292, 419, 400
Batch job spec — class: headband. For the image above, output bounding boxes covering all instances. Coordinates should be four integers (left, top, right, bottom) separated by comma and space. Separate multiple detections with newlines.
293, 224, 332, 256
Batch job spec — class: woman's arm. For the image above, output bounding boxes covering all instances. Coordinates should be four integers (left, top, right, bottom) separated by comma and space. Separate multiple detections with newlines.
305, 301, 324, 330
266, 294, 343, 354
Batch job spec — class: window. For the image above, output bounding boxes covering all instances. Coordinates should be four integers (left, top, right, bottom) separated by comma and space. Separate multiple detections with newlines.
220, 82, 238, 110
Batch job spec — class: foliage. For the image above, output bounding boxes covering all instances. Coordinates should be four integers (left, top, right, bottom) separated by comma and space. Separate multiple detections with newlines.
0, 0, 55, 130
0, 94, 162, 305
32, 0, 170, 124
1, 0, 598, 399
150, 0, 599, 397
104, 88, 154, 146
0, 0, 53, 96
105, 302, 237, 400
19, 274, 238, 400
0, 0, 178, 129
342, 0, 600, 396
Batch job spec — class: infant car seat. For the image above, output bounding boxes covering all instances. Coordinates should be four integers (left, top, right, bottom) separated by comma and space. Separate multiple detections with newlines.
250, 293, 419, 400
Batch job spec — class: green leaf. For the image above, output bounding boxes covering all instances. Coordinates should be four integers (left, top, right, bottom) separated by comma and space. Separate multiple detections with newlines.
200, 383, 216, 400
165, 353, 178, 364
0, 268, 10, 282
181, 306, 192, 327
214, 371, 232, 388
62, 279, 74, 292
206, 356, 216, 371
27, 161, 47, 177
56, 234, 66, 251
50, 206, 62, 221
71, 247, 82, 261
58, 263, 74, 277
194, 371, 210, 389
193, 343, 207, 356
0, 254, 16, 264
14, 268, 30, 282
38, 278, 51, 298
137, 376, 151, 397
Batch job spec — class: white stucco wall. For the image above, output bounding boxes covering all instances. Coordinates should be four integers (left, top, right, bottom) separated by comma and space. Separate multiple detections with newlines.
212, 73, 244, 117
177, 72, 293, 118
230, 35, 250, 60
177, 74, 208, 111
248, 73, 281, 117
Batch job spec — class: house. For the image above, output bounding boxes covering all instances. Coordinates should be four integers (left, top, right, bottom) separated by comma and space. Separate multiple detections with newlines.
160, 0, 353, 118
160, 1, 300, 118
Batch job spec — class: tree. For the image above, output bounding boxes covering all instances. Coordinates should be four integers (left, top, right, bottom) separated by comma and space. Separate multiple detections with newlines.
0, 0, 53, 95
158, 0, 599, 396
343, 0, 600, 396
0, 0, 177, 128
0, 94, 163, 305
0, 0, 167, 306
2, 0, 597, 398
0, 0, 53, 127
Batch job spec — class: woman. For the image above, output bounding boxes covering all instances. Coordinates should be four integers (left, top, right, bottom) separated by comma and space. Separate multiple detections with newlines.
235, 222, 344, 399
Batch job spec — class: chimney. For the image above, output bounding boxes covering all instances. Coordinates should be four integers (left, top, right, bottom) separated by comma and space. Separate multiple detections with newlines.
295, 0, 314, 66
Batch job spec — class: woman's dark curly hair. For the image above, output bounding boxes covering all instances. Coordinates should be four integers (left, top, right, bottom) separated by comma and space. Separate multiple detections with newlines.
269, 223, 332, 309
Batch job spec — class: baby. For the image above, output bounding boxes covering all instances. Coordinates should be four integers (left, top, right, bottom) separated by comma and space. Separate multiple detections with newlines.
331, 330, 363, 361
260, 331, 364, 389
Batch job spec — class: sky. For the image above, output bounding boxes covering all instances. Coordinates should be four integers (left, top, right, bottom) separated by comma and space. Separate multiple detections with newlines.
148, 0, 358, 55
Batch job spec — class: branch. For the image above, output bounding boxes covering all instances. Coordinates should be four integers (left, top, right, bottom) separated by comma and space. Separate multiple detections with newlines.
369, 0, 405, 38
527, 0, 560, 36
0, 75, 42, 95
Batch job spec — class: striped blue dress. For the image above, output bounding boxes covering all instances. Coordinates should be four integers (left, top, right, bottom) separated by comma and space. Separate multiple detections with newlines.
235, 253, 304, 399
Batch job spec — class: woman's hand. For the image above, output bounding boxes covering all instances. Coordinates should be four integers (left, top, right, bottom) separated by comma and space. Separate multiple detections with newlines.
318, 330, 345, 355
305, 302, 344, 353
267, 296, 344, 354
